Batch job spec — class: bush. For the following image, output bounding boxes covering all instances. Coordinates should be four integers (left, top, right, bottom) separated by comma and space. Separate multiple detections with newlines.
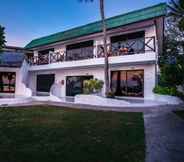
153, 85, 184, 100
160, 64, 182, 87
153, 85, 177, 96
83, 79, 104, 94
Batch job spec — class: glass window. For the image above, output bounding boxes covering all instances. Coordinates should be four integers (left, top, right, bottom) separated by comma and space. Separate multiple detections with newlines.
66, 41, 94, 61
111, 31, 145, 54
0, 72, 16, 93
66, 76, 93, 96
111, 70, 144, 97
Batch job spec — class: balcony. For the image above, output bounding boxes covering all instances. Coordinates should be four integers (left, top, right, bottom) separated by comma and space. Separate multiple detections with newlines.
27, 37, 156, 71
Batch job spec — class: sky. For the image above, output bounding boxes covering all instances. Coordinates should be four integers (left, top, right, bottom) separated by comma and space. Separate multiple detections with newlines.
0, 0, 166, 47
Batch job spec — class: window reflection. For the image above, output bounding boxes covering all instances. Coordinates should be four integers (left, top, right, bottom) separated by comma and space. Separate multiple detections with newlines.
111, 70, 144, 97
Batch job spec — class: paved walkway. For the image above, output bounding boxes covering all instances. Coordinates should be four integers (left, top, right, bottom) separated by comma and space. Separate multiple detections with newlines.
144, 110, 184, 162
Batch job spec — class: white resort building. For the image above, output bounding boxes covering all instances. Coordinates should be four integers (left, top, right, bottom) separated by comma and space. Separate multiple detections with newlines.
0, 3, 167, 100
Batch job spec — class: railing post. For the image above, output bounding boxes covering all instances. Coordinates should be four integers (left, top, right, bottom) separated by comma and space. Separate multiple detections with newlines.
49, 51, 51, 64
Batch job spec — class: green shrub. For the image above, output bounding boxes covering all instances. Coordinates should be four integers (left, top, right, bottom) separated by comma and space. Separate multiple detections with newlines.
153, 85, 177, 96
154, 85, 184, 101
83, 79, 104, 94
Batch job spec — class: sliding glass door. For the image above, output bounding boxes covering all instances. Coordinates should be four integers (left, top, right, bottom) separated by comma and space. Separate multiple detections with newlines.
66, 76, 93, 96
0, 72, 16, 93
111, 70, 144, 97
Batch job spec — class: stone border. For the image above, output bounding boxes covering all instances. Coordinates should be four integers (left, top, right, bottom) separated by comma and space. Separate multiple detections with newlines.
4, 100, 184, 113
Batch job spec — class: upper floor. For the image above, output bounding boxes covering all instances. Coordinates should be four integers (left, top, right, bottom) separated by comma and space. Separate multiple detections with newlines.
25, 3, 167, 71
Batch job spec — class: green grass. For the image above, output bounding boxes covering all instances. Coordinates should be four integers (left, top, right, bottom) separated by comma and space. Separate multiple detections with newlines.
174, 110, 184, 119
0, 106, 145, 162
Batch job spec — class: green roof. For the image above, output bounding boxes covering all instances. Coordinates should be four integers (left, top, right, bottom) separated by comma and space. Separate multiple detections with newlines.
25, 3, 167, 49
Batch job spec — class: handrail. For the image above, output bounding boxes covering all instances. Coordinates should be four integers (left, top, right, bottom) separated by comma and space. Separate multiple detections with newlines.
28, 36, 156, 66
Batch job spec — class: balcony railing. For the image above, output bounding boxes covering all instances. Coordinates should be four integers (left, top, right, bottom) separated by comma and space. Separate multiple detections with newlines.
27, 36, 156, 65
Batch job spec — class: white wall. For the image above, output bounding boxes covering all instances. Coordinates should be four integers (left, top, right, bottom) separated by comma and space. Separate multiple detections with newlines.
28, 67, 105, 97
28, 63, 156, 99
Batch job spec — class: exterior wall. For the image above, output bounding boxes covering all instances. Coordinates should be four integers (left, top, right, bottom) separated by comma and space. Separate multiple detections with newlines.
28, 63, 156, 99
28, 24, 157, 99
28, 67, 105, 97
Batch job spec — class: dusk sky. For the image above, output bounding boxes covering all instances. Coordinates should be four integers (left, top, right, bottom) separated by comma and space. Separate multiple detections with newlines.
0, 0, 166, 47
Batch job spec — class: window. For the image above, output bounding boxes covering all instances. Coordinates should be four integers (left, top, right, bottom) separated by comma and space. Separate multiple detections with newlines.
111, 70, 144, 97
110, 31, 145, 54
36, 74, 55, 92
38, 48, 54, 55
66, 41, 94, 61
66, 75, 93, 96
0, 72, 16, 93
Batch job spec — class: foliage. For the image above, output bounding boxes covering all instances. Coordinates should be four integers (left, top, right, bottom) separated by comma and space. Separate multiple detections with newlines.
0, 106, 145, 162
159, 1, 184, 90
0, 25, 6, 52
160, 64, 183, 87
153, 85, 184, 100
169, 0, 184, 32
83, 78, 104, 94
153, 85, 178, 96
174, 110, 184, 119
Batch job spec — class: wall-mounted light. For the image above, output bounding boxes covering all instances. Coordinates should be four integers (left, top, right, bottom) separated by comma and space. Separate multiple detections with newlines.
61, 80, 64, 85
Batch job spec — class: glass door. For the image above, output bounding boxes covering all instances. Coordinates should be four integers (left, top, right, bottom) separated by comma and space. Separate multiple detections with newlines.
111, 70, 144, 97
66, 76, 93, 96
36, 74, 55, 93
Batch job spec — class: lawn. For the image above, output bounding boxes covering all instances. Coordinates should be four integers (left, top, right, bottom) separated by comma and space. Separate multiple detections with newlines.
0, 106, 145, 162
174, 110, 184, 119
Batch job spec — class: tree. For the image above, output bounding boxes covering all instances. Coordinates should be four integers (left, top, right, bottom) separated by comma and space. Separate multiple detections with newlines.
169, 0, 184, 31
0, 25, 6, 52
79, 0, 110, 96
158, 1, 184, 90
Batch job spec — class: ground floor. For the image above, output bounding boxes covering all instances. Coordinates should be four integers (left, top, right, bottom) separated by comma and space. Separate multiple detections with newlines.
28, 64, 156, 99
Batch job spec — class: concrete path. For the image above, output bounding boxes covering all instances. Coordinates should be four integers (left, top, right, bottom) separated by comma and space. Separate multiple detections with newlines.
144, 110, 184, 162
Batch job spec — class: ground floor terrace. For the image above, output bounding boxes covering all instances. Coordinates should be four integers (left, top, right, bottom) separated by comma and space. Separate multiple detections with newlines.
28, 63, 156, 99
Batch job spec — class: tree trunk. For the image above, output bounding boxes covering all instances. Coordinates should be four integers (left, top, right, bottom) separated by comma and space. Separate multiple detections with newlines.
99, 0, 110, 97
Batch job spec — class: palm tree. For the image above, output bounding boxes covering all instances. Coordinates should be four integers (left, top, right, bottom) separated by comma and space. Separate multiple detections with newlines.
79, 0, 110, 96
169, 0, 184, 31
0, 25, 6, 53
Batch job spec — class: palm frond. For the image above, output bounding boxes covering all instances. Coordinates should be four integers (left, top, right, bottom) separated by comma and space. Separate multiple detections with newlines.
170, 0, 184, 14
